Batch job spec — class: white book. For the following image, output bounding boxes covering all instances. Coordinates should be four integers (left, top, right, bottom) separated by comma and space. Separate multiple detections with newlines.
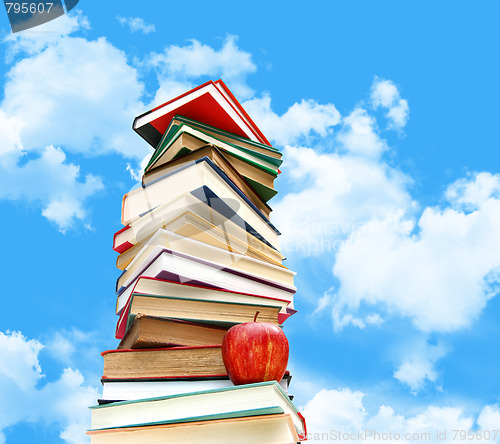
114, 192, 284, 265
121, 158, 280, 251
100, 374, 291, 402
116, 248, 296, 315
117, 229, 295, 291
115, 278, 295, 335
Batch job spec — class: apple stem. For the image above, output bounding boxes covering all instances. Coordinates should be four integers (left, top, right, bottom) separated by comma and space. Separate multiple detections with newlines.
253, 311, 260, 322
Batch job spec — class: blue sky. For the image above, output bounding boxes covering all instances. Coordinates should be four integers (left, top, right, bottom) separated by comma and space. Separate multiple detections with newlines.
0, 1, 499, 443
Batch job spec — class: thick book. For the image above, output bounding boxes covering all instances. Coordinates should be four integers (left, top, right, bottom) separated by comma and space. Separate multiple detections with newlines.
161, 114, 282, 159
101, 345, 226, 380
115, 209, 285, 271
113, 192, 213, 253
115, 277, 295, 338
89, 381, 306, 439
87, 413, 300, 444
114, 191, 266, 253
132, 79, 271, 148
117, 314, 229, 349
143, 144, 278, 203
115, 248, 296, 315
116, 229, 295, 291
146, 124, 281, 177
122, 294, 282, 337
121, 158, 281, 250
99, 372, 292, 403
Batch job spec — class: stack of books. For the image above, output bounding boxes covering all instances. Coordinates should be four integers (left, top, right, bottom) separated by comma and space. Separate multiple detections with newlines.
88, 80, 306, 443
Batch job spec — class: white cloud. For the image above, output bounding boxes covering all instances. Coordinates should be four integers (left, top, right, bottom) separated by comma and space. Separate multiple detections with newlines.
269, 79, 499, 394
148, 35, 256, 100
301, 387, 495, 443
371, 79, 399, 108
126, 162, 142, 182
269, 89, 413, 257
149, 78, 196, 108
117, 16, 156, 34
0, 331, 43, 391
146, 37, 340, 147
37, 368, 97, 444
243, 94, 341, 146
125, 147, 153, 182
0, 145, 104, 231
337, 108, 388, 158
45, 329, 100, 367
370, 78, 409, 129
0, 110, 24, 158
331, 172, 500, 333
393, 339, 447, 392
0, 13, 150, 230
477, 405, 500, 435
3, 33, 146, 158
2, 12, 146, 159
387, 100, 409, 129
273, 146, 412, 257
0, 331, 98, 444
311, 287, 336, 317
4, 12, 90, 57
446, 172, 500, 210
302, 388, 367, 432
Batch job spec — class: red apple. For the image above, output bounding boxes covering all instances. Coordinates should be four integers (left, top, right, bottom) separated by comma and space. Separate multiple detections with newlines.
221, 311, 289, 385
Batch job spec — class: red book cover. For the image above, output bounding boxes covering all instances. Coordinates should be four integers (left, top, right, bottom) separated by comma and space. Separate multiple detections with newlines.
113, 224, 133, 253
133, 80, 271, 148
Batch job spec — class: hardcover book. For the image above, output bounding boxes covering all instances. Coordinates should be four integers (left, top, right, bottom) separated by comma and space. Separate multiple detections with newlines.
143, 144, 278, 203
121, 158, 280, 250
101, 345, 226, 380
117, 315, 229, 349
99, 372, 292, 403
116, 229, 295, 291
161, 115, 282, 159
132, 79, 271, 148
146, 124, 281, 176
90, 381, 306, 439
124, 294, 282, 331
115, 248, 296, 315
115, 209, 285, 271
115, 277, 295, 339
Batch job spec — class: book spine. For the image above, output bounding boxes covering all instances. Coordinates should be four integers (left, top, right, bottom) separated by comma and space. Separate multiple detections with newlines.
101, 344, 222, 356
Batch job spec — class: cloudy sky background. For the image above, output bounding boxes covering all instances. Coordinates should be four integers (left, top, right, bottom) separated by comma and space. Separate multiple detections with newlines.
0, 2, 499, 443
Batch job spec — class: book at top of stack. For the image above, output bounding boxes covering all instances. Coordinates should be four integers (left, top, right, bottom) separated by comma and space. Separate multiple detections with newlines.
89, 79, 305, 443
132, 79, 271, 148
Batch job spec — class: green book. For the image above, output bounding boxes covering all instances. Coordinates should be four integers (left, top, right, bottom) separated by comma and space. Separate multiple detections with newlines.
124, 292, 283, 332
146, 124, 282, 174
89, 381, 306, 438
163, 114, 282, 156
245, 176, 278, 202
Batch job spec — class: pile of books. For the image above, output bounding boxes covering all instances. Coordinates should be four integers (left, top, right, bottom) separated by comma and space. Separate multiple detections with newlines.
87, 80, 306, 443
